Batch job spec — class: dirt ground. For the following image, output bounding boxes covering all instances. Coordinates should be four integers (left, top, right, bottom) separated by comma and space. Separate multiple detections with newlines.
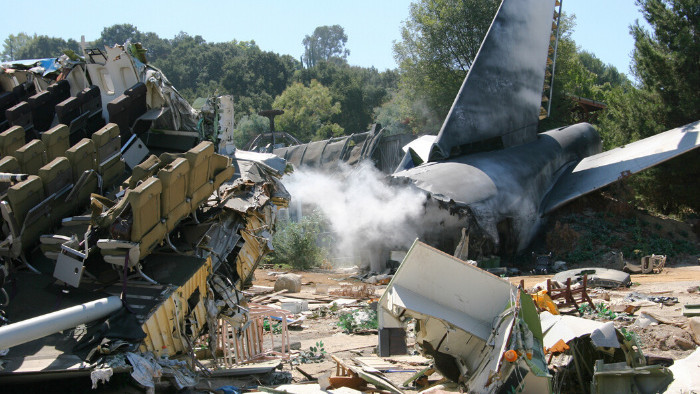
249, 263, 700, 389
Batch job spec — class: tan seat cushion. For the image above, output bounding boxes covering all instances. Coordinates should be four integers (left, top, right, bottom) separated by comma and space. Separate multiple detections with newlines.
42, 124, 70, 162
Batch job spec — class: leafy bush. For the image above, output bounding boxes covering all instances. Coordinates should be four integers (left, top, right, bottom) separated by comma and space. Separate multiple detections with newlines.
337, 308, 378, 333
268, 213, 327, 270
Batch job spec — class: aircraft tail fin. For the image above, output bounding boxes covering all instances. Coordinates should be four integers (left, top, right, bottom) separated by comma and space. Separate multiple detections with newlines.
429, 0, 559, 161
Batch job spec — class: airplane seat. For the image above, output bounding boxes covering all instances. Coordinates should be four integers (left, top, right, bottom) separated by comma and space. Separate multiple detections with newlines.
106, 94, 133, 143
38, 156, 74, 221
55, 97, 87, 144
0, 91, 17, 131
124, 83, 147, 119
185, 141, 214, 210
97, 176, 166, 268
0, 175, 48, 256
14, 139, 47, 175
28, 91, 55, 132
125, 154, 161, 190
41, 124, 70, 162
0, 156, 21, 194
65, 138, 98, 209
0, 126, 26, 157
6, 102, 33, 137
158, 157, 190, 232
77, 85, 104, 134
92, 123, 125, 190
209, 153, 236, 191
47, 80, 70, 106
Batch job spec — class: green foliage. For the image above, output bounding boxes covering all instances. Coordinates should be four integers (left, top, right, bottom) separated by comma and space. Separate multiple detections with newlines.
557, 211, 698, 264
268, 213, 327, 270
578, 302, 617, 320
302, 25, 350, 68
233, 113, 270, 148
294, 61, 397, 134
594, 0, 700, 216
1, 33, 31, 61
262, 318, 282, 334
393, 0, 499, 130
293, 341, 326, 364
337, 308, 378, 333
273, 80, 343, 142
2, 33, 81, 60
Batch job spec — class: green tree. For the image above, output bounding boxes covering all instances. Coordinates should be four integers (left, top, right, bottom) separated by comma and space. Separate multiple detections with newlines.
2, 33, 32, 61
272, 80, 343, 142
233, 113, 270, 148
302, 25, 350, 68
596, 0, 700, 215
393, 0, 499, 130
96, 23, 143, 47
13, 35, 80, 59
294, 62, 396, 133
631, 0, 699, 128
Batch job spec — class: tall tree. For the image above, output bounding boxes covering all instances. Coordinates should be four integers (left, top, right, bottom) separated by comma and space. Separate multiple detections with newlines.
96, 24, 143, 47
631, 0, 699, 128
596, 0, 700, 214
393, 0, 499, 129
13, 35, 80, 60
302, 25, 350, 68
272, 80, 343, 142
1, 33, 31, 61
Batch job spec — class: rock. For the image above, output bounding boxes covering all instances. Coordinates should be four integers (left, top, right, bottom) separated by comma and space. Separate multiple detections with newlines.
688, 317, 700, 345
274, 273, 302, 293
675, 336, 696, 351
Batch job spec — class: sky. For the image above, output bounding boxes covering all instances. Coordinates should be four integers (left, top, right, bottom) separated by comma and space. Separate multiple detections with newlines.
0, 0, 649, 77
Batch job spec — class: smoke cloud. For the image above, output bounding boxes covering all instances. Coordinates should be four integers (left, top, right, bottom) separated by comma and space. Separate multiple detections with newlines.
283, 161, 427, 261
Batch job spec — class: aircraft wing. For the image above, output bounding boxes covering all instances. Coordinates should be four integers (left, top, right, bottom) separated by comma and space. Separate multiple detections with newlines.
429, 0, 557, 161
541, 120, 700, 215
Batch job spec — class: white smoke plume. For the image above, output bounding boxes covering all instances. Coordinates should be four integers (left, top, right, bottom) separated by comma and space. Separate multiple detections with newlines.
283, 161, 427, 260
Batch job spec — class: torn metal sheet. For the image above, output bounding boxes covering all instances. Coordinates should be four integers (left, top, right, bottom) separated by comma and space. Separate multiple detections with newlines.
379, 240, 551, 393
552, 268, 631, 288
539, 311, 617, 349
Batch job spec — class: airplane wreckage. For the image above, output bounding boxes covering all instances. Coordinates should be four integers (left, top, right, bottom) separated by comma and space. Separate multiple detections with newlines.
272, 1, 700, 260
0, 0, 698, 392
0, 36, 292, 386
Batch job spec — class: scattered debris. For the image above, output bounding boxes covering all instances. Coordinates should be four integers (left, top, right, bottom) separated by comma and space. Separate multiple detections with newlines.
623, 254, 667, 274
553, 267, 631, 288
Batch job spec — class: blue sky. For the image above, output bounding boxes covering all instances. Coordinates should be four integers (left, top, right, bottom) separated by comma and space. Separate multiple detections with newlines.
1, 0, 648, 77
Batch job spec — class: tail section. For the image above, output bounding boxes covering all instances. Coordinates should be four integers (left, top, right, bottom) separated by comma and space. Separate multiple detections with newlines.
429, 0, 558, 161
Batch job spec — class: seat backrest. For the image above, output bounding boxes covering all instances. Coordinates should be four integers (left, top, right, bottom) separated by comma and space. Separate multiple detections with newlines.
0, 156, 20, 193
128, 176, 162, 243
0, 91, 17, 124
7, 175, 44, 226
28, 91, 54, 132
125, 154, 160, 190
124, 82, 147, 126
158, 157, 189, 218
106, 94, 132, 141
38, 157, 72, 196
65, 138, 96, 180
185, 141, 214, 196
14, 139, 47, 175
78, 85, 102, 114
0, 156, 20, 173
55, 96, 81, 125
6, 101, 32, 130
92, 123, 121, 164
47, 80, 70, 106
0, 125, 26, 157
42, 124, 70, 162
